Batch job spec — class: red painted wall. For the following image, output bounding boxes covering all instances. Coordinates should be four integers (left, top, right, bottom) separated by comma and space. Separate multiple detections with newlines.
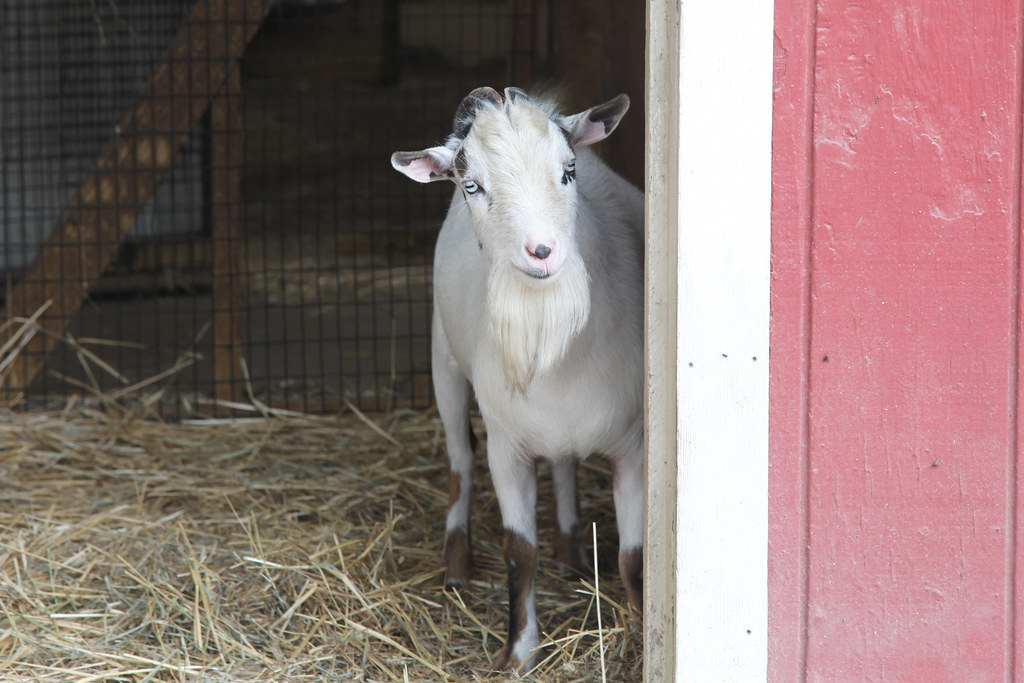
771, 1, 1024, 679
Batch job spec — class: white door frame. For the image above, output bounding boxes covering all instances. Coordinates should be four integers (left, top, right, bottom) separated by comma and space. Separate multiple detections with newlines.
644, 2, 774, 680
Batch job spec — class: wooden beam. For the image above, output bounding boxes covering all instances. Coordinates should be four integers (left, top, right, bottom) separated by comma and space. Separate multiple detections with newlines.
605, 0, 646, 189
551, 0, 645, 189
644, 0, 681, 678
510, 0, 536, 86
672, 0, 772, 679
0, 0, 275, 400
210, 64, 244, 406
380, 0, 400, 85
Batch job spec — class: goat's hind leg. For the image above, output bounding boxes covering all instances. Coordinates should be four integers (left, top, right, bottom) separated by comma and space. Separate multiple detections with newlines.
432, 316, 475, 587
551, 458, 588, 577
610, 433, 644, 614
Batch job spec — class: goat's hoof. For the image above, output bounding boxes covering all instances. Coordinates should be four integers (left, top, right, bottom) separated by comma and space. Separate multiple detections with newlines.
491, 646, 520, 674
442, 559, 472, 589
552, 525, 588, 579
443, 572, 471, 589
553, 547, 589, 579
554, 558, 589, 580
440, 557, 471, 589
619, 546, 643, 613
443, 529, 473, 587
442, 556, 472, 588
492, 642, 539, 675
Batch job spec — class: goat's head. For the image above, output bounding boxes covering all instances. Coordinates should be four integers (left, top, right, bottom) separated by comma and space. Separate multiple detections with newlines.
391, 87, 629, 283
392, 88, 630, 390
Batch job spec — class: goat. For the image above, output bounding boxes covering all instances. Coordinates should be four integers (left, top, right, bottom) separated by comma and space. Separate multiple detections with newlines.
391, 86, 643, 672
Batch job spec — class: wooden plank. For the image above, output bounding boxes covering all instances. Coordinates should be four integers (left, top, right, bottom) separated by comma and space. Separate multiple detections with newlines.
550, 0, 645, 189
210, 64, 244, 406
604, 1, 646, 190
551, 0, 606, 107
801, 1, 1023, 679
379, 0, 400, 85
1016, 32, 1024, 680
510, 0, 535, 87
0, 0, 275, 399
672, 1, 772, 679
643, 0, 681, 678
768, 0, 817, 678
647, 1, 773, 680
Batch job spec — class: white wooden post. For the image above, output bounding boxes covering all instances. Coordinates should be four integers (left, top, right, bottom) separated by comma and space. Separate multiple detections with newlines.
645, 1, 774, 680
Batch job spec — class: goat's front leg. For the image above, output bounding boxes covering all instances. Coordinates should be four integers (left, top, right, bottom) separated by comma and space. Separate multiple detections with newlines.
611, 444, 644, 613
442, 411, 476, 587
551, 458, 587, 577
432, 317, 475, 587
487, 434, 540, 672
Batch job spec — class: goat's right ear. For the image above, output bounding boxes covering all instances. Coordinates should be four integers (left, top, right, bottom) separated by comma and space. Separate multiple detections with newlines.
391, 147, 455, 183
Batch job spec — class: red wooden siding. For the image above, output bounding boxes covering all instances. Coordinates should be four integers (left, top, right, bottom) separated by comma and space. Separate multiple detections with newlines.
771, 1, 1024, 680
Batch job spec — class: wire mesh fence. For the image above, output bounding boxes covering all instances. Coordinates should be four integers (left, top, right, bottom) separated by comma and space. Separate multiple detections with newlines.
1, 0, 539, 417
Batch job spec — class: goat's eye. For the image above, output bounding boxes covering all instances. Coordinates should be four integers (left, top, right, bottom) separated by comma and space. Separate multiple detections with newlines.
463, 180, 479, 194
562, 158, 577, 185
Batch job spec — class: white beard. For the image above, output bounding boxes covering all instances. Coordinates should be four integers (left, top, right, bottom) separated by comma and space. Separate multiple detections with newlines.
485, 253, 591, 393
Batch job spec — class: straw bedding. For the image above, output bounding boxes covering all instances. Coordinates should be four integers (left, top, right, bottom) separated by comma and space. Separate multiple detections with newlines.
0, 403, 642, 681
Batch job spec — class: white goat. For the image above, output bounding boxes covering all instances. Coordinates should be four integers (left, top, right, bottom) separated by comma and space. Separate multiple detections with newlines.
391, 86, 643, 671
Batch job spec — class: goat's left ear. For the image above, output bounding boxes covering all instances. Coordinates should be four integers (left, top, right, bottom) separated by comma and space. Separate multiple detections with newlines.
563, 94, 630, 149
391, 146, 456, 183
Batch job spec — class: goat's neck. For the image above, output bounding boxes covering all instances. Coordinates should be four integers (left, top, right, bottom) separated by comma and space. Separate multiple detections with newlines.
485, 255, 591, 393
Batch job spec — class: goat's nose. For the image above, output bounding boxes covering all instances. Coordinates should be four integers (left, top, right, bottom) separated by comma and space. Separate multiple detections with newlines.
532, 243, 552, 260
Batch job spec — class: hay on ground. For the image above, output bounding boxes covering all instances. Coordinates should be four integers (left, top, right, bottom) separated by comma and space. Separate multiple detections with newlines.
0, 403, 642, 682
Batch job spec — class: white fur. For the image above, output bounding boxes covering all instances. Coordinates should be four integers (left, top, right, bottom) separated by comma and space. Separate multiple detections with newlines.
436, 143, 644, 459
485, 254, 590, 393
510, 589, 540, 668
394, 89, 644, 670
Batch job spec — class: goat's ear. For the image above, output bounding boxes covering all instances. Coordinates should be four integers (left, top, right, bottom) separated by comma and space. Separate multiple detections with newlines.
563, 94, 630, 148
391, 146, 455, 183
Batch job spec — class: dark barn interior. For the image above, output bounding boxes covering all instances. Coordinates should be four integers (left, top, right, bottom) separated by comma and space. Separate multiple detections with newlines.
0, 2, 648, 679
0, 0, 643, 417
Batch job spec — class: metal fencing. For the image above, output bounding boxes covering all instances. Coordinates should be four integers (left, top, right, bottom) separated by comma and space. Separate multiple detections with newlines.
1, 0, 538, 416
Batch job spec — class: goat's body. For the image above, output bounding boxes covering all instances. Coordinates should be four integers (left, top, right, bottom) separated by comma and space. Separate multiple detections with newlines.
433, 147, 644, 462
392, 86, 644, 672
432, 146, 644, 669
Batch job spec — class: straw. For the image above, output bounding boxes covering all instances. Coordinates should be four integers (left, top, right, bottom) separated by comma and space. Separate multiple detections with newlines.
0, 399, 641, 681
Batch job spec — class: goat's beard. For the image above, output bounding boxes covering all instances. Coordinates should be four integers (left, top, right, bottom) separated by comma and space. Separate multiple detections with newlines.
485, 252, 591, 393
